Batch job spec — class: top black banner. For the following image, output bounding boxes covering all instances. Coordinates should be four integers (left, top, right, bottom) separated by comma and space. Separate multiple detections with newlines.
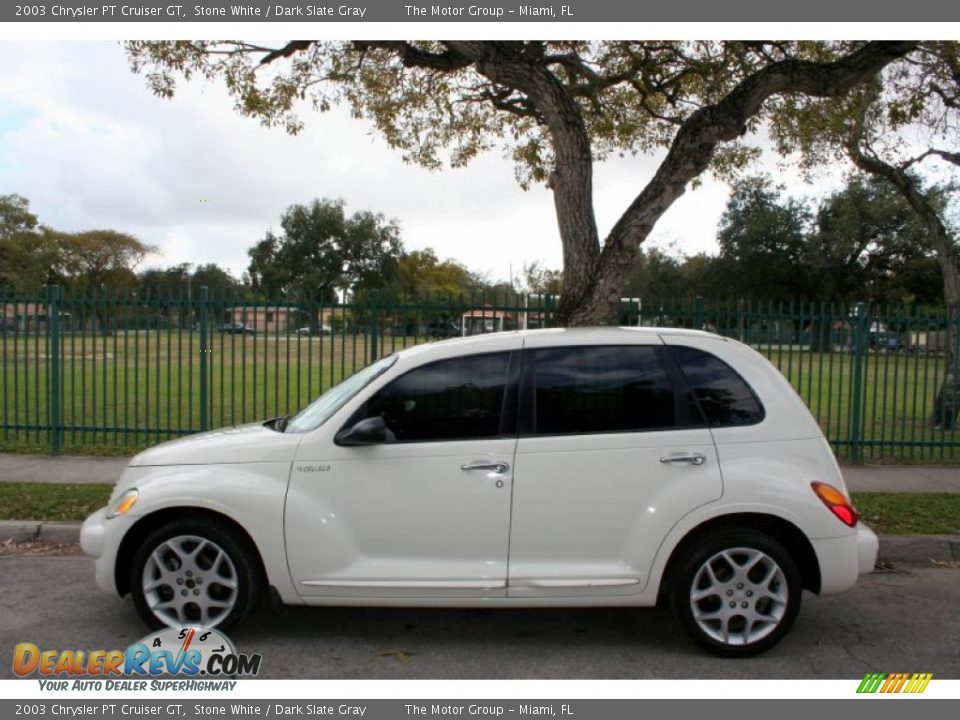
5, 0, 960, 22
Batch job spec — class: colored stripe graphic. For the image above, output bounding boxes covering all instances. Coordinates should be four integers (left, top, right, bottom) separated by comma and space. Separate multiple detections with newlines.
857, 672, 932, 694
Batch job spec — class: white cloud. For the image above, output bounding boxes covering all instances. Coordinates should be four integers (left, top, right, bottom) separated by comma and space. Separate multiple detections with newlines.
0, 41, 734, 283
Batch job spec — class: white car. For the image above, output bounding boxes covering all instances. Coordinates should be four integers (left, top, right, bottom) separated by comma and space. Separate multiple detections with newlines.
297, 325, 332, 336
81, 327, 877, 656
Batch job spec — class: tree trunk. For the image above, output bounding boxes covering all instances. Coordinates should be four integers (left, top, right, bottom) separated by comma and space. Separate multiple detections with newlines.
447, 41, 915, 327
809, 317, 832, 354
932, 280, 960, 430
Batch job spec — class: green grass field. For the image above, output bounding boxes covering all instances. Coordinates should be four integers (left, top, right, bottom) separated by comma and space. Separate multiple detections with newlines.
1, 330, 959, 461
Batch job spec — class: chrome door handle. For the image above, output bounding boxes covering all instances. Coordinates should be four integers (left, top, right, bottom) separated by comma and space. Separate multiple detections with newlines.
460, 461, 510, 474
660, 453, 706, 466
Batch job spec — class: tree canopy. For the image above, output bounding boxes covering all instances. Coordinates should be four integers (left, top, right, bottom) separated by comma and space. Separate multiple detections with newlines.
715, 176, 812, 302
126, 40, 917, 324
247, 197, 402, 304
1, 195, 154, 294
0, 194, 56, 290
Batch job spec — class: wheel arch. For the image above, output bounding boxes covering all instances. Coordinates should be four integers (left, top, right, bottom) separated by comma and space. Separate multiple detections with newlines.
114, 507, 268, 598
655, 512, 822, 607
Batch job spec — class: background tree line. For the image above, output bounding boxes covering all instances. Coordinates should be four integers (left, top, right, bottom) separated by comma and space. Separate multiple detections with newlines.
622, 173, 945, 307
1, 176, 952, 309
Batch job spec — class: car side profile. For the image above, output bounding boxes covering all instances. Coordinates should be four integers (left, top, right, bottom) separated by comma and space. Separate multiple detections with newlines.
81, 327, 877, 656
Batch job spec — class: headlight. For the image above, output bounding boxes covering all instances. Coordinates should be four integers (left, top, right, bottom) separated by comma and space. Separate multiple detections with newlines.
107, 489, 139, 518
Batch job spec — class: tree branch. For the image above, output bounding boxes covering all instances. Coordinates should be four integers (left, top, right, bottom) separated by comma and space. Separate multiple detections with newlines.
577, 41, 918, 324
351, 41, 472, 71
259, 41, 314, 65
844, 94, 960, 309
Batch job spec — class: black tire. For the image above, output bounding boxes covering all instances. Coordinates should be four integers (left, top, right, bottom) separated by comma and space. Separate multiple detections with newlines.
670, 528, 801, 657
130, 517, 262, 631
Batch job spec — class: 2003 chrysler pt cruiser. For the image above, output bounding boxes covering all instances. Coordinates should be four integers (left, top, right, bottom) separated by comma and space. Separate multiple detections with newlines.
82, 327, 877, 656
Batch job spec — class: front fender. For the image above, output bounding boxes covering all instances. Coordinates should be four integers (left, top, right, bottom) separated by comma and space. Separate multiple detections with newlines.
118, 462, 300, 604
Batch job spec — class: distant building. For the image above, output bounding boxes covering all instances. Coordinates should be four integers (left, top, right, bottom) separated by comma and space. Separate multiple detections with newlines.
224, 305, 299, 333
460, 306, 547, 335
0, 302, 70, 333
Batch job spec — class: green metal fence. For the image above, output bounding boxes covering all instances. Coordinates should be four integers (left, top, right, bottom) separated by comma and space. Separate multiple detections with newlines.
1, 286, 958, 463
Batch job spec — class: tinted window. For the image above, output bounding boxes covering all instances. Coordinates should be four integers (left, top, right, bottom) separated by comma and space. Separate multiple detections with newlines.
667, 346, 764, 427
355, 353, 510, 443
534, 346, 677, 434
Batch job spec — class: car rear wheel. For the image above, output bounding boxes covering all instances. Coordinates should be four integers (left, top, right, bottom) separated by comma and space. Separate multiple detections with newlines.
130, 518, 261, 630
670, 529, 801, 657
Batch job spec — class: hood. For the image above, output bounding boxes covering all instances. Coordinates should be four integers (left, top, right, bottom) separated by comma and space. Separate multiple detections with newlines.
129, 421, 302, 467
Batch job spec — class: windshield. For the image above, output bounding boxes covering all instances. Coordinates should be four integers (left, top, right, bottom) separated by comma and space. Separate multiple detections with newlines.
284, 355, 397, 434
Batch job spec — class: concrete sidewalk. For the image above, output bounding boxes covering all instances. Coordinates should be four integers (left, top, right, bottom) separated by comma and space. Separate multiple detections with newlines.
1, 452, 958, 491
0, 453, 127, 485
841, 465, 960, 493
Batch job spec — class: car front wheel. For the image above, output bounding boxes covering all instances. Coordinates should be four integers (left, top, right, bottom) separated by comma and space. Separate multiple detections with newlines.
670, 529, 801, 657
130, 518, 261, 630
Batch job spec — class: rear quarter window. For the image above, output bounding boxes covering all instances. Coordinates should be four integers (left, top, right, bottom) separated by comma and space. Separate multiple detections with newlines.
667, 345, 765, 427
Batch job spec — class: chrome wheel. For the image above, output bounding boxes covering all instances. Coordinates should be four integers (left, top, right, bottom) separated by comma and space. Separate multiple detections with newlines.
141, 535, 238, 627
689, 547, 788, 646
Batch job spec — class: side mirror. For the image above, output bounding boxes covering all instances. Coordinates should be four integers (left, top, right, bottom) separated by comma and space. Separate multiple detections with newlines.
335, 416, 388, 446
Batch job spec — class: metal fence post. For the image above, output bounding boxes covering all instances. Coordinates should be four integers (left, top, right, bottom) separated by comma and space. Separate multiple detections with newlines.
694, 295, 704, 330
198, 286, 209, 432
849, 301, 868, 464
47, 285, 62, 456
369, 289, 380, 364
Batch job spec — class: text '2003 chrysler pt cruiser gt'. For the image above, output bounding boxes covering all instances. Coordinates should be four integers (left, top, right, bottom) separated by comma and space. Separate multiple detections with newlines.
81, 327, 877, 656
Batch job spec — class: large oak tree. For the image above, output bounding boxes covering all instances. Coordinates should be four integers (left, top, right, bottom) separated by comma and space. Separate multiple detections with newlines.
127, 40, 916, 324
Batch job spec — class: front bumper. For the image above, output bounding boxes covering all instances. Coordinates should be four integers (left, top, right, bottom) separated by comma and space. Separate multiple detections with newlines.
80, 506, 139, 597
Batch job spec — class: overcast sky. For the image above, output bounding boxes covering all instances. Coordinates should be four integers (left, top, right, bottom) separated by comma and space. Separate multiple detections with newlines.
1, 41, 818, 285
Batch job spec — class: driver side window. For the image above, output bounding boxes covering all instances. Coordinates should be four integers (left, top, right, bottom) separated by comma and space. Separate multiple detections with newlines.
349, 352, 511, 443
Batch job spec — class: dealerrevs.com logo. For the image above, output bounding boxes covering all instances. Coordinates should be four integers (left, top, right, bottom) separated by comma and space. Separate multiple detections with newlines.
13, 627, 261, 690
857, 673, 933, 694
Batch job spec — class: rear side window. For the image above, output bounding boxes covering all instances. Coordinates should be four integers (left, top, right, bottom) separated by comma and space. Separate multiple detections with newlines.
667, 346, 764, 427
533, 346, 679, 435
354, 352, 510, 443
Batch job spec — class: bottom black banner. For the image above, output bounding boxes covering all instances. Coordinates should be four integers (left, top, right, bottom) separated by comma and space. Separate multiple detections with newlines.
1, 700, 957, 720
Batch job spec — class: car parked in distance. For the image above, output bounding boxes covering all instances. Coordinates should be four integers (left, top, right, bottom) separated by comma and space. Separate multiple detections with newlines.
867, 322, 903, 352
425, 320, 460, 338
219, 323, 255, 335
297, 325, 333, 337
81, 327, 877, 656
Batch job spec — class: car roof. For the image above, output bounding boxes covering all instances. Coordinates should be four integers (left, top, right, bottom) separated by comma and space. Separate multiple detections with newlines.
390, 326, 725, 360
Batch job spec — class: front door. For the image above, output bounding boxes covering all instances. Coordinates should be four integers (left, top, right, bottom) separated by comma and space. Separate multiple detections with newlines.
286, 346, 520, 598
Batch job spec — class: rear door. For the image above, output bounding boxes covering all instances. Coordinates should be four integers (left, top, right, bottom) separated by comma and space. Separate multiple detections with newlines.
507, 337, 723, 597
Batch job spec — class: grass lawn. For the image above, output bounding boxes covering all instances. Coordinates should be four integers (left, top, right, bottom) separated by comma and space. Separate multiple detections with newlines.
0, 483, 112, 522
1, 483, 958, 537
852, 492, 960, 535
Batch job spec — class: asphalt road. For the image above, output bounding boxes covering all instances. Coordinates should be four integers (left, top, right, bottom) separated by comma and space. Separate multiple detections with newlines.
2, 553, 958, 680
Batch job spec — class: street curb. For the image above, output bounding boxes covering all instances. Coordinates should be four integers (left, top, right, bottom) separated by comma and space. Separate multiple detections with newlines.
1, 521, 958, 566
0, 520, 83, 545
878, 534, 960, 565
